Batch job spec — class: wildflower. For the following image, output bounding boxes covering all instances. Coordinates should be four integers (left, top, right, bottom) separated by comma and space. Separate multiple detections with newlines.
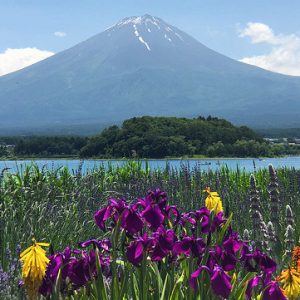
210, 265, 232, 299
78, 239, 111, 251
245, 276, 260, 299
141, 204, 164, 230
94, 199, 144, 234
243, 249, 277, 274
189, 264, 232, 298
292, 246, 300, 272
189, 265, 210, 290
126, 233, 153, 265
20, 239, 49, 299
121, 208, 144, 234
204, 187, 223, 214
278, 267, 300, 300
262, 281, 287, 300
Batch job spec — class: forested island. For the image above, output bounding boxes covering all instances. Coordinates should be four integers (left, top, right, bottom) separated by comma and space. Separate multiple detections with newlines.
0, 116, 299, 158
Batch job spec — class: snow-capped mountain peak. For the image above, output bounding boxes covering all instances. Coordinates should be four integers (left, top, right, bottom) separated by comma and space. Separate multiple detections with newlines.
1, 14, 299, 130
105, 14, 186, 52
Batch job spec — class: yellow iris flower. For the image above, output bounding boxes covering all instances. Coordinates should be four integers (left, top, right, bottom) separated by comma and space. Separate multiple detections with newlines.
278, 267, 300, 300
204, 187, 223, 214
20, 239, 50, 299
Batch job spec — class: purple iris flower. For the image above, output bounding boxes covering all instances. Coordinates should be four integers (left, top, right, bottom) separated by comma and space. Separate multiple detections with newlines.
126, 233, 153, 265
210, 265, 232, 299
209, 245, 237, 271
262, 281, 287, 300
223, 232, 243, 254
94, 198, 127, 231
151, 243, 167, 261
40, 246, 79, 296
195, 208, 210, 233
141, 204, 164, 230
94, 206, 112, 231
211, 212, 225, 232
39, 254, 63, 296
150, 228, 177, 261
165, 205, 181, 226
179, 212, 196, 227
156, 228, 177, 251
68, 250, 107, 288
121, 208, 143, 234
126, 241, 144, 265
244, 250, 276, 274
193, 208, 225, 234
190, 265, 232, 298
173, 236, 205, 259
68, 256, 91, 287
190, 238, 206, 258
173, 236, 193, 256
78, 239, 111, 251
146, 188, 168, 210
245, 276, 261, 299
189, 265, 210, 290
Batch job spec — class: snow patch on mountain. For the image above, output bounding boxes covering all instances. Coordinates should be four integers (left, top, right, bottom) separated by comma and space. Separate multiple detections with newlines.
164, 34, 172, 42
133, 24, 151, 51
175, 32, 183, 41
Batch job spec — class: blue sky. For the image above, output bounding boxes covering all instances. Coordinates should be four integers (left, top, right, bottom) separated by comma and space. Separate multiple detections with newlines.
1, 0, 300, 76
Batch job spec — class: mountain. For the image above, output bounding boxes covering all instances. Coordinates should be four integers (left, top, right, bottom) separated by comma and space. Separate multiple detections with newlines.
0, 14, 300, 132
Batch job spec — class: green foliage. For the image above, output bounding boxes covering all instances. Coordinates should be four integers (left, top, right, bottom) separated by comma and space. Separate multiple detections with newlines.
0, 136, 87, 157
1, 117, 299, 159
80, 116, 265, 158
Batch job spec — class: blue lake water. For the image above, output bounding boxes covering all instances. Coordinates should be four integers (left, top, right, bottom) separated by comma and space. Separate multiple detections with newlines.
0, 156, 300, 174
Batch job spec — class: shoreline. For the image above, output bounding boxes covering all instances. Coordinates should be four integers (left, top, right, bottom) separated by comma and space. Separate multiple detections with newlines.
0, 155, 300, 161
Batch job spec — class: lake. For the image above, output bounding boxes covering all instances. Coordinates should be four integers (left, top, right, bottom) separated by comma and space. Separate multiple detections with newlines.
0, 156, 300, 174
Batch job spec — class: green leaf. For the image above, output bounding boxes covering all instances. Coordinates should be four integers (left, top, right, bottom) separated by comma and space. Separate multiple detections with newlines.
160, 273, 170, 300
170, 271, 185, 300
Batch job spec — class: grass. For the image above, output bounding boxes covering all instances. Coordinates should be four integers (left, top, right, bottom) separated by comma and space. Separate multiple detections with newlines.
1, 161, 299, 255
0, 161, 300, 298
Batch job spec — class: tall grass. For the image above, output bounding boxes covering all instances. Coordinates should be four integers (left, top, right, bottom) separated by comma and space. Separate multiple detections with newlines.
1, 161, 300, 273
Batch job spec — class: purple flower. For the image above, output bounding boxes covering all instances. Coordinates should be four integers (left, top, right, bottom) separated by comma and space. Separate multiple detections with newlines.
126, 241, 144, 265
262, 281, 287, 300
245, 276, 260, 299
173, 236, 205, 259
151, 243, 167, 261
39, 254, 63, 296
165, 205, 181, 226
94, 206, 112, 231
147, 188, 168, 209
150, 228, 177, 261
195, 208, 210, 233
121, 208, 143, 234
189, 265, 210, 290
210, 265, 232, 299
94, 198, 127, 231
173, 236, 193, 256
190, 265, 232, 298
179, 213, 196, 227
208, 245, 237, 271
141, 204, 164, 230
223, 232, 243, 254
126, 233, 152, 265
78, 239, 111, 251
244, 250, 276, 274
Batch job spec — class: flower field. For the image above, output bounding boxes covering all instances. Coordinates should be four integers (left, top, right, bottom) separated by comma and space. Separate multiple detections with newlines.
1, 161, 300, 299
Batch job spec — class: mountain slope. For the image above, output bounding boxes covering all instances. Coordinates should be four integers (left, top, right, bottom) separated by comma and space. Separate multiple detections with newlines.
0, 14, 299, 130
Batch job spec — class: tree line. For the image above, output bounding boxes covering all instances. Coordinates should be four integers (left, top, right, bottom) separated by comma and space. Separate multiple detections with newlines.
1, 116, 299, 158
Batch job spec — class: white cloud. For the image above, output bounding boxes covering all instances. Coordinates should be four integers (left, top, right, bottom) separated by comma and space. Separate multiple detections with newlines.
0, 48, 54, 76
239, 22, 300, 76
54, 31, 66, 37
